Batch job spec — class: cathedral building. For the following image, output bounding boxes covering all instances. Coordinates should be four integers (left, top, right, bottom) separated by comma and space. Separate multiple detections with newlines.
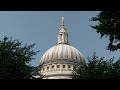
38, 16, 85, 79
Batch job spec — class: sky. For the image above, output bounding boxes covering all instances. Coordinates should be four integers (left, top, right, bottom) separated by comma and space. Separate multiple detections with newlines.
0, 11, 119, 66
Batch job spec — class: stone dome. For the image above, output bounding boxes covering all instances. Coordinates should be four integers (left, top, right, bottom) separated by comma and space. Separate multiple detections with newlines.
38, 16, 85, 79
40, 44, 85, 64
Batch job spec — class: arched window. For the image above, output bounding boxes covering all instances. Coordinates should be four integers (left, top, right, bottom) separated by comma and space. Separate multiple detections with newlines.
68, 65, 71, 69
63, 65, 65, 68
57, 65, 60, 68
43, 68, 45, 71
47, 66, 49, 70
60, 34, 62, 41
52, 65, 54, 69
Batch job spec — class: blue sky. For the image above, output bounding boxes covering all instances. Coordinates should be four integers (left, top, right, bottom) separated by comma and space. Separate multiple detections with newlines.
0, 11, 119, 66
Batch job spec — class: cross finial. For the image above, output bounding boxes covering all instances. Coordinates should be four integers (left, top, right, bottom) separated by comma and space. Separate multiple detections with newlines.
61, 16, 65, 26
58, 16, 69, 45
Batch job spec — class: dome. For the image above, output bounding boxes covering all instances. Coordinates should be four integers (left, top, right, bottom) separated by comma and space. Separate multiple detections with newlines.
38, 16, 85, 79
40, 44, 84, 64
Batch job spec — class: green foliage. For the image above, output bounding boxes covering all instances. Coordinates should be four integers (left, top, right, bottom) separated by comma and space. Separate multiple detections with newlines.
91, 11, 120, 51
72, 53, 120, 79
0, 36, 39, 79
29, 66, 45, 79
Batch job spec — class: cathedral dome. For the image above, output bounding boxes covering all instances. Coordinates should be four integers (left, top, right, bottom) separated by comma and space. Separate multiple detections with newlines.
39, 16, 85, 65
38, 16, 85, 79
40, 44, 84, 64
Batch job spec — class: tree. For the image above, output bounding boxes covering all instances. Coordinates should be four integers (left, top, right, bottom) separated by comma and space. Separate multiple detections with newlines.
0, 36, 39, 79
72, 53, 120, 79
29, 66, 45, 79
91, 11, 120, 51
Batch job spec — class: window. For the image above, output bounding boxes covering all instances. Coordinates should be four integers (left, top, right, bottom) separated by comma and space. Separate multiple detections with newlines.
52, 65, 54, 69
68, 65, 71, 69
47, 67, 49, 70
60, 34, 62, 41
57, 65, 60, 68
43, 68, 45, 71
63, 65, 65, 68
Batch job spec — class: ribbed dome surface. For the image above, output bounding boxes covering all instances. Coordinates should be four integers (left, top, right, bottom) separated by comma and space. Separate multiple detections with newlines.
40, 44, 84, 64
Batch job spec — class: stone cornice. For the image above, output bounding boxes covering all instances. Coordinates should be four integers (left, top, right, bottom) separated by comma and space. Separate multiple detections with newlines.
44, 73, 71, 77
39, 60, 81, 67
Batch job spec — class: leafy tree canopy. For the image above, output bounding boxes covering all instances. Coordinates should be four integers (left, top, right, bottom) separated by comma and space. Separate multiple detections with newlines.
72, 53, 120, 79
91, 11, 120, 51
0, 36, 39, 79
